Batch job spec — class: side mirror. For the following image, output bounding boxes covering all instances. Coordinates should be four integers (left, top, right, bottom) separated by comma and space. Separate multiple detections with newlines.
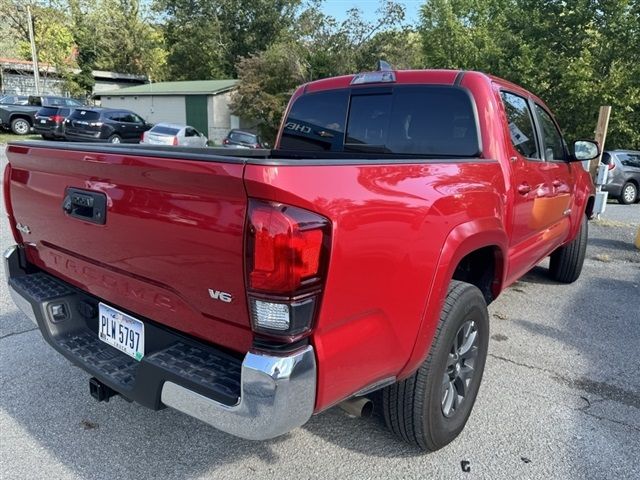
573, 140, 599, 161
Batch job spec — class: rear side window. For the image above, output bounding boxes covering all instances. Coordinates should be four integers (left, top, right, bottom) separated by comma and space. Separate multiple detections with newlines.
501, 92, 539, 159
151, 125, 180, 135
280, 87, 479, 156
70, 109, 100, 121
280, 90, 349, 151
619, 153, 640, 168
534, 104, 566, 161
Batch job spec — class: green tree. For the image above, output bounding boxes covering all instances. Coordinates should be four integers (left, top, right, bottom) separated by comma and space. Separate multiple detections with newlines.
418, 0, 640, 149
231, 0, 409, 140
154, 0, 300, 79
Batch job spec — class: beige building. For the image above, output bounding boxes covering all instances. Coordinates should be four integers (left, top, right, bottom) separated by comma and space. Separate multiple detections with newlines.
96, 79, 253, 144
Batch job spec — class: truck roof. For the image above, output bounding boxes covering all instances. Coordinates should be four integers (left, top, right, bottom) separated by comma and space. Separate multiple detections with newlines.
299, 68, 552, 123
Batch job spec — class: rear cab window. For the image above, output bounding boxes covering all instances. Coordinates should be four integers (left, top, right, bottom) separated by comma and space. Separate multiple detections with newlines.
280, 86, 480, 157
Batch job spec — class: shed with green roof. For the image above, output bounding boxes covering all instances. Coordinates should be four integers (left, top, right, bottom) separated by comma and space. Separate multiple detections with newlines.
95, 79, 251, 143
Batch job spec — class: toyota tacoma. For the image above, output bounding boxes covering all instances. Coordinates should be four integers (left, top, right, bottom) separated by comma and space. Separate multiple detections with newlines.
3, 67, 597, 450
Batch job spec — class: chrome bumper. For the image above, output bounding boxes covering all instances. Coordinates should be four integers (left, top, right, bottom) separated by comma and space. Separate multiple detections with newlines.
4, 245, 317, 440
162, 346, 316, 440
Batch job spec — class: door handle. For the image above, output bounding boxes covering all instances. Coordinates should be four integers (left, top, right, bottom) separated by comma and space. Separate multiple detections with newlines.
517, 183, 531, 195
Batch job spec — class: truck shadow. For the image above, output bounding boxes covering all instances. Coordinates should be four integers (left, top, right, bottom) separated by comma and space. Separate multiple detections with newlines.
0, 312, 422, 480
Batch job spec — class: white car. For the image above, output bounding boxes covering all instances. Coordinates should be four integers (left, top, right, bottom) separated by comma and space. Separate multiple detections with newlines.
141, 123, 208, 147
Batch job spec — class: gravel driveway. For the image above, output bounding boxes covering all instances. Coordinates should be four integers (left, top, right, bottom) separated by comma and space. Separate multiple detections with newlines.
1, 145, 638, 479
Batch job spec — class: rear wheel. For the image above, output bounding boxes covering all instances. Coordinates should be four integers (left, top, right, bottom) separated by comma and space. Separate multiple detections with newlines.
619, 182, 637, 205
11, 118, 31, 135
108, 134, 121, 144
382, 281, 489, 451
549, 214, 588, 283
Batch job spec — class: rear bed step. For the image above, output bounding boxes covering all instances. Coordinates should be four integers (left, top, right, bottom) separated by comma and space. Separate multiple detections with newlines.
8, 267, 242, 408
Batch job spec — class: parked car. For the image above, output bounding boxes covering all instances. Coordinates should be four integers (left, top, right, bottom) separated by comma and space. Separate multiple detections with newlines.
141, 123, 208, 147
4, 67, 597, 452
64, 107, 152, 143
33, 106, 73, 140
0, 96, 84, 135
0, 95, 29, 105
601, 150, 640, 204
222, 129, 268, 148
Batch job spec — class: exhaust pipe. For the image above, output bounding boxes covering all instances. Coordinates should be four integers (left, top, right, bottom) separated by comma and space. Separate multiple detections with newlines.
339, 397, 373, 418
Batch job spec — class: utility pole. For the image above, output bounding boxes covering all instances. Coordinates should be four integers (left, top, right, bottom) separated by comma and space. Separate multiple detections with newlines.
589, 106, 611, 179
27, 5, 40, 95
590, 106, 612, 217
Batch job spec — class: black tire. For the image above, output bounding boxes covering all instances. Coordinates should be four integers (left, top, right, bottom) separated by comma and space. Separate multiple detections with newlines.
549, 214, 588, 283
108, 134, 121, 144
619, 182, 637, 205
382, 281, 489, 451
10, 117, 31, 135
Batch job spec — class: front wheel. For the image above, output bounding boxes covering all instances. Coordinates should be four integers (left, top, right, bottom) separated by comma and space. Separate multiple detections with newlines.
619, 182, 638, 205
549, 214, 588, 283
108, 134, 121, 144
382, 281, 489, 451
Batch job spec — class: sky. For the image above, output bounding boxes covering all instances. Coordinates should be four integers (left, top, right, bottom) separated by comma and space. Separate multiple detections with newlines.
321, 0, 422, 24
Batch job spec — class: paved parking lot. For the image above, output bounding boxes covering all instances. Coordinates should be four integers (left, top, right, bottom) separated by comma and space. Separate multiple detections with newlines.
1, 146, 638, 479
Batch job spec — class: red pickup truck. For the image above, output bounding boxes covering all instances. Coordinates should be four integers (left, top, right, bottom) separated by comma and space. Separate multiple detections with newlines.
3, 68, 598, 451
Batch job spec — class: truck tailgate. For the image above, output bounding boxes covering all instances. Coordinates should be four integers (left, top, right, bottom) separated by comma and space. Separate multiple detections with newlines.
5, 144, 252, 353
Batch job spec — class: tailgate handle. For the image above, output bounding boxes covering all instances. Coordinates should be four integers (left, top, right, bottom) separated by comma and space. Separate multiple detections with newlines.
63, 188, 107, 224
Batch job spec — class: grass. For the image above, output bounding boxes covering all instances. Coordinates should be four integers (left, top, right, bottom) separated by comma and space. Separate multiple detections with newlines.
0, 132, 41, 144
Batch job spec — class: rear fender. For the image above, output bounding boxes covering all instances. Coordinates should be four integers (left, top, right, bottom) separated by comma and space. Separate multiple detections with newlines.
398, 217, 507, 379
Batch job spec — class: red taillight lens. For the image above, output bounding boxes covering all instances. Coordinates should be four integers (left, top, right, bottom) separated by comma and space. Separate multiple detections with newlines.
223, 138, 229, 144
248, 201, 327, 294
172, 136, 178, 146
51, 115, 63, 123
608, 161, 615, 170
246, 199, 330, 338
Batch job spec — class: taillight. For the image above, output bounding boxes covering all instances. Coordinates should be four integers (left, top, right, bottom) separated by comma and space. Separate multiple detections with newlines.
246, 199, 330, 339
172, 136, 178, 146
141, 131, 148, 142
608, 161, 615, 170
223, 138, 229, 145
51, 115, 63, 123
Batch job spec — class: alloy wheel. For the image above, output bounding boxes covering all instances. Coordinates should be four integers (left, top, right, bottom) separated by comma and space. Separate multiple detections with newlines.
441, 320, 479, 418
623, 184, 636, 203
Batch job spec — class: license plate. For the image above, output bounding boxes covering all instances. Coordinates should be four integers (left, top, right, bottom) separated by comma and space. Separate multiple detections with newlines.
98, 303, 145, 361
40, 119, 46, 124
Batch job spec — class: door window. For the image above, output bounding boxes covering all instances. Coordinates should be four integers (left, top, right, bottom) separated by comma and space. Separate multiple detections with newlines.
500, 92, 539, 159
534, 104, 566, 161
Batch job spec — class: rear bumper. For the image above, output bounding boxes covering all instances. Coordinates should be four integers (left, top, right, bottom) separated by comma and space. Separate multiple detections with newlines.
4, 245, 316, 440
